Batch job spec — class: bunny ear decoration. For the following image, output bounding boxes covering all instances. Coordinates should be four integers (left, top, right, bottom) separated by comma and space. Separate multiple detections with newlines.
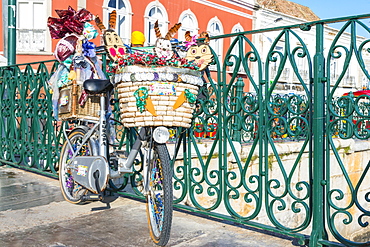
199, 31, 210, 43
185, 31, 192, 42
165, 23, 181, 40
109, 10, 117, 29
154, 20, 162, 38
94, 15, 106, 32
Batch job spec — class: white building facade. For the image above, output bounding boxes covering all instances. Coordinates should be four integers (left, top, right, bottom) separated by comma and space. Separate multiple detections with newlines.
252, 6, 370, 97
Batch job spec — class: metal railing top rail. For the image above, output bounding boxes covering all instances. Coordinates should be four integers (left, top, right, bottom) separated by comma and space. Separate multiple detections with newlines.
0, 59, 57, 68
3, 13, 370, 69
208, 13, 370, 40
1, 12, 370, 246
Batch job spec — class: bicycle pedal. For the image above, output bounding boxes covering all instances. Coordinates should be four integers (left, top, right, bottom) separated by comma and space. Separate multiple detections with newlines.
81, 194, 102, 202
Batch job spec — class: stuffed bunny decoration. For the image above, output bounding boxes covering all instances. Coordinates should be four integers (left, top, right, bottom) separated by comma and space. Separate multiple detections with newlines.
185, 31, 213, 71
154, 20, 181, 60
95, 10, 126, 61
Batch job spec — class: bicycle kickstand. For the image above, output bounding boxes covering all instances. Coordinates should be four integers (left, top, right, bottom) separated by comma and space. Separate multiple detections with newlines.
80, 170, 103, 202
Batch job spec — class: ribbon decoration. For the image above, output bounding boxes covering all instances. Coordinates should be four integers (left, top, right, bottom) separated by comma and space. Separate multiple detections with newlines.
183, 34, 198, 50
47, 6, 93, 39
134, 87, 148, 113
82, 40, 96, 57
184, 89, 197, 104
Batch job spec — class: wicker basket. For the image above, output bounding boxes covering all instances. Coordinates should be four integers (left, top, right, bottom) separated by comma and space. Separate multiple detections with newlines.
116, 65, 203, 128
58, 81, 100, 121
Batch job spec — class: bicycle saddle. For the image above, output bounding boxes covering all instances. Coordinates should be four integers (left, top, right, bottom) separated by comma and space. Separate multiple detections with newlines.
83, 79, 114, 94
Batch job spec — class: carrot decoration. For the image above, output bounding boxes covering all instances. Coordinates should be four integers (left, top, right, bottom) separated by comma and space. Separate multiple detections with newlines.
173, 89, 197, 109
173, 91, 186, 110
145, 97, 157, 116
134, 87, 157, 116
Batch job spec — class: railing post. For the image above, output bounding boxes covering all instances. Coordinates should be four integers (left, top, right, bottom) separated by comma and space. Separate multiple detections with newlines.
7, 0, 16, 65
310, 22, 326, 247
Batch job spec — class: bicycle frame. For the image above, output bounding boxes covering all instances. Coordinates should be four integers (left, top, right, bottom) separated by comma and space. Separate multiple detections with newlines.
61, 91, 153, 194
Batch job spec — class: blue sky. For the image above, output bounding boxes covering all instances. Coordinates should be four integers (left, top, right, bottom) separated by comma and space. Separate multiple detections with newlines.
290, 0, 370, 36
290, 0, 370, 20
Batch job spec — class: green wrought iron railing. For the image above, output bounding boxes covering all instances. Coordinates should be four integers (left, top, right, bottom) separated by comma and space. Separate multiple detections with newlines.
1, 14, 370, 247
0, 60, 60, 175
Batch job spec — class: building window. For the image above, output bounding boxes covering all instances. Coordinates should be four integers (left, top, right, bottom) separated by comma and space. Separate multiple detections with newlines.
104, 0, 132, 44
178, 10, 198, 42
17, 0, 48, 53
144, 1, 168, 46
207, 17, 224, 69
231, 23, 244, 54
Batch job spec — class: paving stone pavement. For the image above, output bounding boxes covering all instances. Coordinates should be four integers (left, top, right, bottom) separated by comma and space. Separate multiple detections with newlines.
0, 166, 303, 247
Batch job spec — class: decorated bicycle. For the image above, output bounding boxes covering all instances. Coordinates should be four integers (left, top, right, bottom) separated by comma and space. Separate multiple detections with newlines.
47, 6, 213, 246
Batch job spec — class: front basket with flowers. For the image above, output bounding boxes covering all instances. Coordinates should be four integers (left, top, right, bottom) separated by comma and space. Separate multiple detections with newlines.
112, 58, 203, 128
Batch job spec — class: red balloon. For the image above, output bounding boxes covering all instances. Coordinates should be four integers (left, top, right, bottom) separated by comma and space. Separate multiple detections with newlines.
54, 35, 79, 62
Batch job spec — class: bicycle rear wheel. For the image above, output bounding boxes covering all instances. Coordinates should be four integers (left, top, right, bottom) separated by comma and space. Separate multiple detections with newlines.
146, 144, 173, 246
59, 128, 94, 204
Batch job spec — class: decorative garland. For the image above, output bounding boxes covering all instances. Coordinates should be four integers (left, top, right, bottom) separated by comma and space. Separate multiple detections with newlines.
108, 52, 200, 74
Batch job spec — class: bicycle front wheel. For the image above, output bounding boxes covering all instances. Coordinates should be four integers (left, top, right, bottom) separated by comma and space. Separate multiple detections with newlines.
146, 144, 173, 246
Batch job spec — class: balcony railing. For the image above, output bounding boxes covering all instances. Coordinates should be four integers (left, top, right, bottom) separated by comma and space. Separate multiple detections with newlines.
17, 29, 46, 52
